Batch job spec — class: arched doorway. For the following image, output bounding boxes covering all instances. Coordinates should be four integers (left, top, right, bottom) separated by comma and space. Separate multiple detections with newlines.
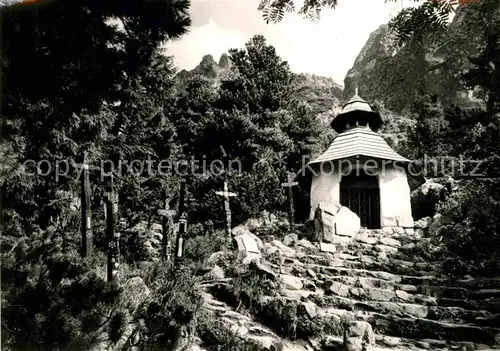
340, 169, 381, 229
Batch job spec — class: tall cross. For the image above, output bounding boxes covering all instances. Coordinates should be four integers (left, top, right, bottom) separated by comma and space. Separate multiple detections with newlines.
281, 172, 298, 232
174, 178, 187, 267
104, 174, 120, 283
158, 190, 176, 263
215, 181, 237, 238
74, 152, 100, 257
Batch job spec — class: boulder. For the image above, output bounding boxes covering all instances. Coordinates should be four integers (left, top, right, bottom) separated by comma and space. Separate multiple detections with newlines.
320, 242, 336, 253
395, 289, 411, 302
297, 239, 317, 251
428, 213, 449, 236
232, 226, 264, 249
268, 240, 296, 258
366, 288, 396, 302
414, 216, 432, 229
314, 203, 361, 243
306, 269, 317, 279
356, 234, 378, 245
344, 321, 375, 351
325, 281, 350, 297
206, 251, 232, 267
279, 274, 304, 290
122, 277, 150, 312
283, 233, 298, 247
379, 237, 401, 247
204, 265, 225, 280
382, 336, 401, 347
314, 202, 341, 243
233, 230, 262, 264
299, 301, 319, 319
250, 259, 277, 280
335, 206, 361, 237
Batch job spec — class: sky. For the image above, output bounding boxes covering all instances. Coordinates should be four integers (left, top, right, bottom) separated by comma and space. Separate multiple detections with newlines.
165, 0, 418, 85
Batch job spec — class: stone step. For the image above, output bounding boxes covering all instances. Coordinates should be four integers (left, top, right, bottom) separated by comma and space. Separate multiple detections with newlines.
377, 335, 489, 351
310, 293, 494, 328
308, 264, 436, 284
341, 242, 442, 263
303, 263, 500, 291
200, 291, 284, 350
298, 257, 437, 277
321, 283, 438, 306
366, 313, 500, 346
355, 300, 494, 325
306, 295, 499, 348
317, 275, 500, 301
437, 297, 500, 313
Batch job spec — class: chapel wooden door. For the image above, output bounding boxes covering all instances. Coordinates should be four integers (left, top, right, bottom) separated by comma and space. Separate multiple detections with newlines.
340, 171, 381, 229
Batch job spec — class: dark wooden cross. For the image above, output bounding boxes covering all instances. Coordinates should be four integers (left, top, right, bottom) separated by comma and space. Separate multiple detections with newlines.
158, 189, 176, 263
75, 151, 100, 258
281, 172, 298, 232
216, 181, 237, 238
174, 178, 187, 267
104, 174, 120, 283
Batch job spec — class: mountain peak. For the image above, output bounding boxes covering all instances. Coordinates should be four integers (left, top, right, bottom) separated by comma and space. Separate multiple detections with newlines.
219, 53, 231, 69
201, 54, 215, 64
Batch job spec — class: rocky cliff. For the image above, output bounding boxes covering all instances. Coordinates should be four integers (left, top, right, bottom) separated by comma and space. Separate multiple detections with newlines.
344, 5, 488, 113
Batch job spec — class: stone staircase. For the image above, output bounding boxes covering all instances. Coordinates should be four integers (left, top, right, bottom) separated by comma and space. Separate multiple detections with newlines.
272, 228, 500, 350
200, 226, 500, 350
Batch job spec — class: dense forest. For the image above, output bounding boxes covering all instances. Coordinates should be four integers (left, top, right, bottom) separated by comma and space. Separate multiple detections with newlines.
1, 0, 500, 349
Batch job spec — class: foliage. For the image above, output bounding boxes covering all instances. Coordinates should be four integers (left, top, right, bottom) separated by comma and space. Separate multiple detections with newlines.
134, 267, 203, 349
437, 179, 500, 275
196, 311, 266, 351
1, 226, 121, 350
256, 0, 476, 46
184, 230, 230, 273
1, 0, 190, 234
173, 35, 324, 225
1, 0, 191, 349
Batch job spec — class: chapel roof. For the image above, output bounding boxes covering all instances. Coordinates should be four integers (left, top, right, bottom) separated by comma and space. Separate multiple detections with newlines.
330, 90, 383, 133
309, 126, 410, 164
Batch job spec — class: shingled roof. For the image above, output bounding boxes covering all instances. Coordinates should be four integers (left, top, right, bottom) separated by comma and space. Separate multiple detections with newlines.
309, 126, 410, 164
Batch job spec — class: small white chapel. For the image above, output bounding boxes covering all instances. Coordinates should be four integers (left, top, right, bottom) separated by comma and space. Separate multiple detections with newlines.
307, 90, 421, 230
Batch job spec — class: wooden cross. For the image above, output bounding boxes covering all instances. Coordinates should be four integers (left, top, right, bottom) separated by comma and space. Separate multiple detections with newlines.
104, 174, 120, 283
158, 190, 176, 263
215, 181, 237, 237
74, 151, 100, 258
281, 173, 298, 232
174, 178, 187, 266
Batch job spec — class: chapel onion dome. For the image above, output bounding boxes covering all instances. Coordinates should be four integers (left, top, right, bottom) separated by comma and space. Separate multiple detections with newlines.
330, 89, 383, 134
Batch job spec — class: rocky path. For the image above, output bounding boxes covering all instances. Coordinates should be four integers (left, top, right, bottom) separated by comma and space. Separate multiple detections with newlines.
199, 225, 500, 350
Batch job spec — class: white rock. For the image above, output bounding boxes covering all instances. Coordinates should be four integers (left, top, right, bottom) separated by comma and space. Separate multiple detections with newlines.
320, 242, 336, 253
297, 239, 317, 251
204, 265, 225, 280
379, 237, 401, 247
414, 216, 432, 229
279, 274, 304, 290
270, 240, 296, 257
283, 233, 298, 246
232, 226, 263, 249
300, 301, 319, 318
314, 202, 340, 243
335, 206, 361, 237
